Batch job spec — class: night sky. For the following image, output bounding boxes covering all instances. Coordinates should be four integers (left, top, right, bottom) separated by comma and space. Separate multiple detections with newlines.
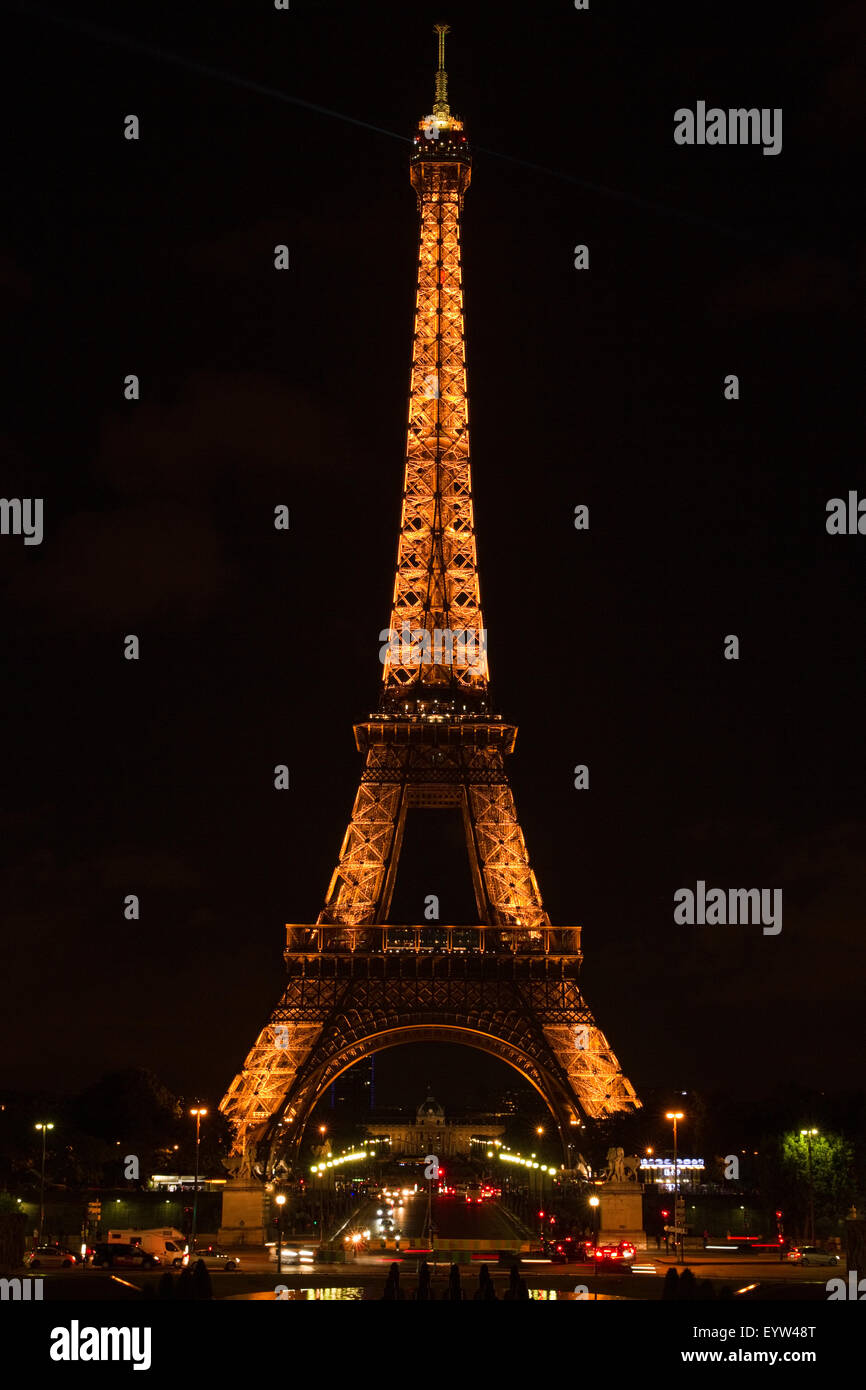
4, 0, 863, 1114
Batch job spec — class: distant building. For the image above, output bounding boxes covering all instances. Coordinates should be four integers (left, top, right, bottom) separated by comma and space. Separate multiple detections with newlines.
149, 1174, 226, 1193
492, 1088, 524, 1115
365, 1089, 505, 1157
640, 1157, 705, 1191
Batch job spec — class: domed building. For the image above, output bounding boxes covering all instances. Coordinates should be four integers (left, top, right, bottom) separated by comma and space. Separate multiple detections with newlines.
417, 1091, 445, 1125
365, 1087, 505, 1157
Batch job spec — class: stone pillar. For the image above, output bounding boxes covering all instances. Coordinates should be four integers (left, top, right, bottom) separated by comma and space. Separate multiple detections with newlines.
218, 1180, 269, 1247
597, 1182, 646, 1250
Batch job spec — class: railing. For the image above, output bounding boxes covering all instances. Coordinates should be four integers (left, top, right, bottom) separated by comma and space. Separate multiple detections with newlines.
284, 924, 581, 957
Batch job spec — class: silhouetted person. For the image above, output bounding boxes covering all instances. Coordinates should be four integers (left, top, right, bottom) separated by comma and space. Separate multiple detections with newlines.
381, 1261, 406, 1300
503, 1263, 529, 1300
678, 1268, 697, 1300
191, 1258, 213, 1300
443, 1264, 464, 1300
414, 1260, 433, 1300
157, 1272, 174, 1300
662, 1267, 679, 1300
472, 1264, 497, 1301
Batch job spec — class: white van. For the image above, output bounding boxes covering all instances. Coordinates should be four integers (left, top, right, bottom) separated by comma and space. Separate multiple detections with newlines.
106, 1228, 189, 1267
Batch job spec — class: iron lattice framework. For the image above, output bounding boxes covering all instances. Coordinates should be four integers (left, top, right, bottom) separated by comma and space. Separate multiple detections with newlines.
220, 28, 640, 1178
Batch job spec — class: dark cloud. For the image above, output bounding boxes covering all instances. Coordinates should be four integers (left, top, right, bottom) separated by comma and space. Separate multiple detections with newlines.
5, 504, 232, 626
93, 371, 335, 498
791, 2, 866, 148
708, 251, 853, 317
0, 253, 32, 299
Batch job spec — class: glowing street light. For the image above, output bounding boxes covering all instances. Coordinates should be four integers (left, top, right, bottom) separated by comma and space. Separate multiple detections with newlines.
800, 1128, 819, 1246
275, 1192, 286, 1271
189, 1107, 208, 1250
666, 1112, 685, 1265
588, 1193, 600, 1244
35, 1122, 54, 1245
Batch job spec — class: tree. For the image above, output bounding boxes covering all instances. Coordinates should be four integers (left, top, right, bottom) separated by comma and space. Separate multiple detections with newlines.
71, 1068, 184, 1181
761, 1130, 855, 1240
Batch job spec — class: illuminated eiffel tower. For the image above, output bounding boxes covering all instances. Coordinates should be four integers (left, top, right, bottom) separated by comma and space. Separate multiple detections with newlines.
220, 26, 640, 1179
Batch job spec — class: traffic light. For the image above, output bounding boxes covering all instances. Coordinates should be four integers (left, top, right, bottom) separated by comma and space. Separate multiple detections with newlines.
661, 1209, 670, 1219
538, 1210, 545, 1219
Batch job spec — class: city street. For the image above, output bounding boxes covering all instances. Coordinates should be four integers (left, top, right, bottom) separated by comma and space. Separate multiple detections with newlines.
20, 1191, 846, 1302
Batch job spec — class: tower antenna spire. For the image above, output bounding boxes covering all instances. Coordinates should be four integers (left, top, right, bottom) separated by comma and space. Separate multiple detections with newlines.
433, 22, 451, 117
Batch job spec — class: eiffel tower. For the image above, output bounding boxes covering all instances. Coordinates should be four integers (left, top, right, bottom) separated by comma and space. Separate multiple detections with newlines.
220, 25, 640, 1179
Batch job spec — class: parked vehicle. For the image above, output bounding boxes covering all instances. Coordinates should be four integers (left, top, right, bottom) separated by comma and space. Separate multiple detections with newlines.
24, 1245, 79, 1269
91, 1242, 159, 1269
104, 1228, 188, 1267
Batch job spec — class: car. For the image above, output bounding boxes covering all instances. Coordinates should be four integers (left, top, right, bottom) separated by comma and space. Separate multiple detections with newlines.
543, 1236, 584, 1263
266, 1243, 314, 1267
278, 1248, 315, 1269
91, 1242, 159, 1269
188, 1246, 240, 1271
24, 1245, 80, 1269
617, 1241, 636, 1261
588, 1244, 633, 1269
787, 1246, 841, 1267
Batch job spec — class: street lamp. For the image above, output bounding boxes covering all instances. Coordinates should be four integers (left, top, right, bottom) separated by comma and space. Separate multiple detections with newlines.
666, 1112, 684, 1265
35, 1122, 54, 1245
800, 1128, 818, 1246
189, 1107, 208, 1251
275, 1193, 286, 1273
317, 1126, 328, 1236
588, 1194, 600, 1246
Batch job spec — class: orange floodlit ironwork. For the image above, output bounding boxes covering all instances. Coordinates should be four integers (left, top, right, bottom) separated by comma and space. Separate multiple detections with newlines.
220, 29, 640, 1179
